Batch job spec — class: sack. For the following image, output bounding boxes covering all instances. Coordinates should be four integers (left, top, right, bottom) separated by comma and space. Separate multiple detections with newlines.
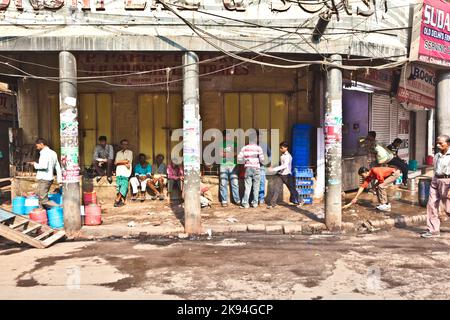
375, 144, 394, 164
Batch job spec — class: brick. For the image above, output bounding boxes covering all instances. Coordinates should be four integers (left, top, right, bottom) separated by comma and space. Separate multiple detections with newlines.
229, 224, 248, 233
247, 224, 266, 232
283, 225, 303, 234
265, 225, 283, 234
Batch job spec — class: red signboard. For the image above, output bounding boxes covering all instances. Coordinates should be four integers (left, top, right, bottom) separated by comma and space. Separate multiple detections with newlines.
396, 64, 436, 109
410, 0, 450, 67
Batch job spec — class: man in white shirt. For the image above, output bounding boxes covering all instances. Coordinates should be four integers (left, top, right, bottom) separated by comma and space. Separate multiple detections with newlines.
28, 138, 62, 209
267, 141, 300, 209
114, 139, 133, 207
421, 135, 450, 238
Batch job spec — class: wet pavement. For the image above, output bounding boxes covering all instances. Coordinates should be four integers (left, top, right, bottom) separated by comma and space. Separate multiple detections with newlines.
0, 219, 449, 300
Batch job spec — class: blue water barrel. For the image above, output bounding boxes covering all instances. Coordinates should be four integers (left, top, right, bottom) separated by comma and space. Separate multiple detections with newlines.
48, 193, 62, 205
47, 207, 64, 229
12, 196, 26, 215
418, 178, 432, 207
24, 196, 39, 214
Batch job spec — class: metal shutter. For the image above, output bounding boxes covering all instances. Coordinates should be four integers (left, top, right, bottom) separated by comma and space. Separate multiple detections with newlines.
370, 93, 391, 146
390, 99, 399, 144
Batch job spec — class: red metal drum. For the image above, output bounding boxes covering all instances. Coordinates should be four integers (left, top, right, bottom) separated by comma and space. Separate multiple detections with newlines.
29, 208, 48, 225
84, 204, 102, 226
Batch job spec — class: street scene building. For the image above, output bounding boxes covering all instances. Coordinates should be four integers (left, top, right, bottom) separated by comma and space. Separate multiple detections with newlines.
0, 0, 450, 300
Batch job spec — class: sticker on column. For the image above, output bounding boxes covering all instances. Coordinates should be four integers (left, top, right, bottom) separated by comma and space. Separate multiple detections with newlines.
64, 97, 77, 107
331, 99, 341, 115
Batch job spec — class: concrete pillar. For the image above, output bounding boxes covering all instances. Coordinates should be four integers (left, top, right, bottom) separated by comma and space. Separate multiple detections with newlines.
427, 108, 434, 156
436, 71, 450, 137
324, 54, 343, 231
17, 79, 39, 144
182, 51, 202, 235
59, 51, 82, 236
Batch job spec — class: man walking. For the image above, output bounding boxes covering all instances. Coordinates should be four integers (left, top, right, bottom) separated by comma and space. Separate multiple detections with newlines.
267, 141, 300, 208
352, 166, 401, 211
219, 130, 240, 207
114, 139, 133, 207
237, 132, 264, 209
92, 136, 114, 184
28, 138, 62, 209
421, 135, 450, 238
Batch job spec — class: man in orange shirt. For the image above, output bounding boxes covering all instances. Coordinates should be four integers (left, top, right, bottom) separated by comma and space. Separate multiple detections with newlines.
351, 166, 401, 211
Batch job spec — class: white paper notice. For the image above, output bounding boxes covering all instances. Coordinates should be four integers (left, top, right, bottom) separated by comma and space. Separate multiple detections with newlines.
64, 97, 77, 107
331, 100, 341, 115
184, 103, 197, 120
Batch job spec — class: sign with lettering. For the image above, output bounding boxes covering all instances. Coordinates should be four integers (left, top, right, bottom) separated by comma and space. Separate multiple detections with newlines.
0, 0, 386, 22
396, 63, 436, 109
410, 0, 450, 67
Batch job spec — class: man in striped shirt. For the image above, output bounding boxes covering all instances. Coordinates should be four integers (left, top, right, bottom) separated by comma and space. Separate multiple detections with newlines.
237, 133, 264, 208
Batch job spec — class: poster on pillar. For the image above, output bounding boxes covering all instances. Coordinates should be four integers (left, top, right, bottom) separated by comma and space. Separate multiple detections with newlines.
183, 119, 201, 172
61, 147, 80, 183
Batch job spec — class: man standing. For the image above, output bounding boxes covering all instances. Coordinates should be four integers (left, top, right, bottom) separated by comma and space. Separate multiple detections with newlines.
92, 136, 114, 184
28, 138, 62, 209
129, 153, 152, 202
421, 135, 450, 238
114, 139, 133, 207
257, 130, 271, 206
267, 142, 300, 208
219, 130, 240, 207
352, 166, 401, 212
237, 132, 264, 209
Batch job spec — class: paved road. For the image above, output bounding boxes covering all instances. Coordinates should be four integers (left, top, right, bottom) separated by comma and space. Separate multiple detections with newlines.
0, 222, 449, 300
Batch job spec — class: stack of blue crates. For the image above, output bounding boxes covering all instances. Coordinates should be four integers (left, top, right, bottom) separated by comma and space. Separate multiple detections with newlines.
291, 124, 312, 168
293, 167, 314, 204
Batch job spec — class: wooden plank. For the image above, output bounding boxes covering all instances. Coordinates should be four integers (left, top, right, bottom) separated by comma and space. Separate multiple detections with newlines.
35, 230, 53, 241
0, 224, 45, 248
22, 225, 41, 234
42, 230, 66, 248
10, 220, 28, 229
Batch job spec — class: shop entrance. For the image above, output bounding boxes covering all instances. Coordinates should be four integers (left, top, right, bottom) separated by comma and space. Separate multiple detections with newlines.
79, 93, 113, 168
138, 93, 182, 164
223, 93, 289, 148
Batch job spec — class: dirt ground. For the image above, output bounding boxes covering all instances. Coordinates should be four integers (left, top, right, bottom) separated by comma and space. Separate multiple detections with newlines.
0, 220, 449, 300
93, 187, 427, 230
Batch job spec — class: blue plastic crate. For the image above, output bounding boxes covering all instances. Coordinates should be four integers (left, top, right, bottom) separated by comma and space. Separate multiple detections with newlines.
292, 123, 312, 167
293, 168, 314, 178
297, 188, 314, 195
295, 179, 314, 186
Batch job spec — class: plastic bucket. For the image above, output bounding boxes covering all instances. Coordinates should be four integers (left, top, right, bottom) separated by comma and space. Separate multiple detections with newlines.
408, 160, 418, 171
418, 178, 432, 207
84, 204, 102, 226
29, 208, 48, 225
83, 191, 97, 205
425, 155, 434, 166
12, 196, 26, 215
47, 207, 64, 229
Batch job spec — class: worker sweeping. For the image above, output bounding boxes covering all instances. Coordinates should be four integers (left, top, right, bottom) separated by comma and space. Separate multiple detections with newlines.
350, 166, 401, 212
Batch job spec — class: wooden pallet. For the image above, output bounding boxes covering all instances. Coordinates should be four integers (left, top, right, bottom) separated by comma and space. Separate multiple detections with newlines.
0, 207, 66, 249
